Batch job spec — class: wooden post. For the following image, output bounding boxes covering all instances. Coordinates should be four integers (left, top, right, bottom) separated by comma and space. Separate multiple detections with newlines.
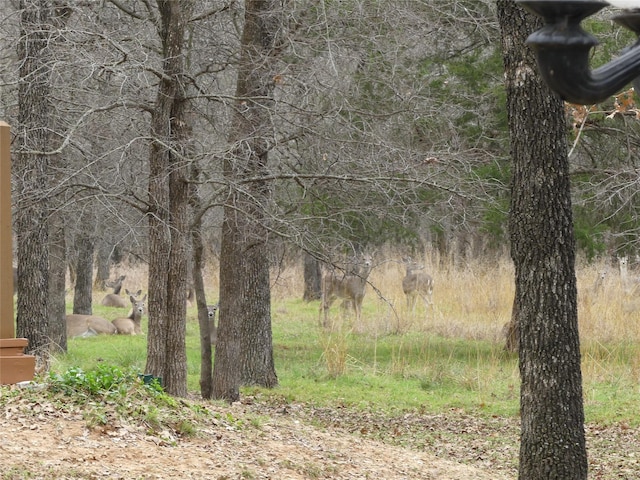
0, 121, 35, 384
0, 122, 15, 338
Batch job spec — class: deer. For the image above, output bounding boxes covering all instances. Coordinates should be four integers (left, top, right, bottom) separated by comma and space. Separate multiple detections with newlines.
208, 303, 219, 345
112, 294, 147, 335
320, 253, 374, 328
401, 257, 434, 312
592, 269, 608, 294
100, 275, 129, 307
617, 254, 640, 295
66, 314, 117, 338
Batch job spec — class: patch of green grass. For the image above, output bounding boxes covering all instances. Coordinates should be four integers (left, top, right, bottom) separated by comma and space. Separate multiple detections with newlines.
2, 466, 36, 480
51, 286, 640, 427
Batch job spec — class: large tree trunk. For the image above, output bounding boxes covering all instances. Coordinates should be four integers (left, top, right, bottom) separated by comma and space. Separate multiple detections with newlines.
213, 0, 280, 401
145, 0, 193, 397
498, 2, 587, 479
15, 0, 52, 365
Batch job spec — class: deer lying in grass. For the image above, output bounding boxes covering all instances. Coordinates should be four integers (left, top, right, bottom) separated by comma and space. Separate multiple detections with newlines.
402, 257, 434, 312
100, 275, 129, 307
112, 294, 147, 335
320, 253, 374, 328
66, 314, 117, 338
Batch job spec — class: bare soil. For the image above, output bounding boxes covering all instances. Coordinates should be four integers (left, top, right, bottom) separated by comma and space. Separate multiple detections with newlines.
1, 394, 638, 479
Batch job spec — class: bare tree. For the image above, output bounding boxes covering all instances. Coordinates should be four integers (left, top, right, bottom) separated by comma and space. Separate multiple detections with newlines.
14, 0, 54, 365
498, 2, 587, 478
144, 0, 194, 397
213, 0, 281, 401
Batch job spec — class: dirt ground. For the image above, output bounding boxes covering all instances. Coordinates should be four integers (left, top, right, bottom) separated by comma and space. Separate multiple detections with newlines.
1, 395, 638, 479
0, 396, 514, 480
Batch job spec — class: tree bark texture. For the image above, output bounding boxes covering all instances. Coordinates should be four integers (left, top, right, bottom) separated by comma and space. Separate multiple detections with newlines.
48, 210, 67, 353
303, 252, 322, 302
93, 240, 112, 291
15, 0, 52, 364
213, 0, 281, 401
145, 0, 193, 397
72, 234, 94, 315
498, 2, 587, 479
190, 164, 214, 399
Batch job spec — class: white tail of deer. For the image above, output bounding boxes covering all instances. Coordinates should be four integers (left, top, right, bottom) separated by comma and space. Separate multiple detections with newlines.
320, 253, 374, 328
402, 257, 434, 312
66, 314, 116, 338
112, 294, 147, 335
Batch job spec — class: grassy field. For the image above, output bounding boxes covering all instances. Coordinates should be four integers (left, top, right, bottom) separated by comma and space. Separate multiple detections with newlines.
53, 253, 640, 426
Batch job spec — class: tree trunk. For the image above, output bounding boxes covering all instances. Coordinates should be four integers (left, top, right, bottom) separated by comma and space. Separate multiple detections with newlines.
15, 0, 52, 365
145, 0, 193, 397
72, 233, 94, 315
498, 2, 587, 479
503, 296, 518, 353
190, 164, 214, 399
93, 240, 111, 291
213, 0, 281, 400
48, 210, 67, 353
212, 218, 243, 401
303, 252, 322, 302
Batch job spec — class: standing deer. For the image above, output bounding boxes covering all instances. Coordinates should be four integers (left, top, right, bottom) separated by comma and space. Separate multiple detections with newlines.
592, 269, 608, 294
617, 254, 640, 295
402, 257, 434, 312
112, 294, 147, 335
320, 253, 374, 328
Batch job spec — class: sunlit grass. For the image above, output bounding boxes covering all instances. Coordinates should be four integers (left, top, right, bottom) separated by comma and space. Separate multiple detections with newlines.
50, 253, 640, 426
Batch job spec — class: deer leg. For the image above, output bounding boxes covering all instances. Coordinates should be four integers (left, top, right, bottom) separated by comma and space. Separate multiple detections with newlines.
354, 297, 363, 325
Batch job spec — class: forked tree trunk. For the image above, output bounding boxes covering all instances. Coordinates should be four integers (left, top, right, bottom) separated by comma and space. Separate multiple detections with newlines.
145, 0, 193, 397
213, 0, 280, 401
498, 2, 587, 478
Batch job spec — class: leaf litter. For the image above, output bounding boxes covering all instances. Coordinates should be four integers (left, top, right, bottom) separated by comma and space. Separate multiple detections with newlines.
0, 386, 638, 479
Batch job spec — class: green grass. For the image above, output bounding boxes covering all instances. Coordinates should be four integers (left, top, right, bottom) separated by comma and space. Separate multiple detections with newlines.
51, 287, 640, 427
47, 301, 638, 424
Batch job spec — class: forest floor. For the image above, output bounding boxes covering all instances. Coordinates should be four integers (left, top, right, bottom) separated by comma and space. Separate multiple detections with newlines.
1, 391, 638, 479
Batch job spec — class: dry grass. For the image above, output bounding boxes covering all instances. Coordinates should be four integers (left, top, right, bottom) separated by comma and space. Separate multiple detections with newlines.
106, 253, 640, 348
328, 254, 516, 341
315, 254, 640, 346
106, 252, 640, 385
